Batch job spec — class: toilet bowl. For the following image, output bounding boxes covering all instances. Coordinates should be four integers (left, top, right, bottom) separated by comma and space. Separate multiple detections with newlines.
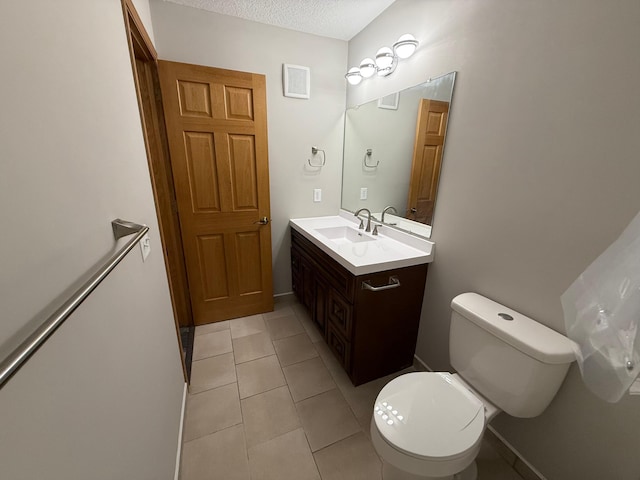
370, 372, 493, 480
369, 293, 577, 480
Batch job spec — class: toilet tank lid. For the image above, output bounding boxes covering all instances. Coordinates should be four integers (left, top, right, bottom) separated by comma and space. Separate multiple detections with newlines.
451, 293, 577, 365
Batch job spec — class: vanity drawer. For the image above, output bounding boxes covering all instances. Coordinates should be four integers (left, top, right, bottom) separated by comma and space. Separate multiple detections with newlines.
327, 323, 351, 371
328, 288, 352, 338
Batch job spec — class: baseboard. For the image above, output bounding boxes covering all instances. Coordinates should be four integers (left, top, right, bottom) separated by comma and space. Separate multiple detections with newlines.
412, 354, 433, 372
486, 425, 546, 480
174, 382, 188, 480
273, 292, 295, 299
412, 354, 544, 480
273, 292, 295, 303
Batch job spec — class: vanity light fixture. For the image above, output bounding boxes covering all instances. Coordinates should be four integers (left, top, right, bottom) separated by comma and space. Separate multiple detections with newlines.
375, 47, 395, 69
344, 33, 419, 85
359, 58, 376, 78
393, 34, 419, 59
345, 67, 363, 85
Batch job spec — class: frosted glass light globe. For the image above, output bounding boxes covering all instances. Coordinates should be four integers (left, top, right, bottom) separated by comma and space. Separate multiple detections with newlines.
375, 47, 394, 69
359, 58, 376, 78
345, 67, 362, 85
393, 34, 419, 59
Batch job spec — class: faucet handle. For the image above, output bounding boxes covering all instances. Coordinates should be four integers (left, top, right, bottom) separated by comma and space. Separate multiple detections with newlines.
358, 219, 364, 229
372, 224, 379, 236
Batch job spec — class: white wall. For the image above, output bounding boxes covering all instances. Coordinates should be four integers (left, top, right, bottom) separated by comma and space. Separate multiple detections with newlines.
149, 0, 348, 295
349, 1, 640, 479
0, 0, 184, 478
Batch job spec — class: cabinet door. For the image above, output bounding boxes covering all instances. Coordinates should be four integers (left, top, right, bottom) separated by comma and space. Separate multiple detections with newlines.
291, 247, 302, 301
327, 323, 351, 371
313, 277, 328, 335
301, 258, 315, 311
328, 288, 353, 338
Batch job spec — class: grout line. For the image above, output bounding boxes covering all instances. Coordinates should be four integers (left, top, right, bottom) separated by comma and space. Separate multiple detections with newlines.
239, 383, 289, 402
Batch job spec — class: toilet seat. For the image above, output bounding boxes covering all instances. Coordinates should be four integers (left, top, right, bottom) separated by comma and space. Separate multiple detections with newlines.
373, 372, 485, 462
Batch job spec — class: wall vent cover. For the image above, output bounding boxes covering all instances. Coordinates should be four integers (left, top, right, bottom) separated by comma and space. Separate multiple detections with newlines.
283, 64, 310, 99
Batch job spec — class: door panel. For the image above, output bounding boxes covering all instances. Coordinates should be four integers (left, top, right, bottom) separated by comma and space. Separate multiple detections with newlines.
229, 134, 259, 210
235, 231, 263, 295
197, 234, 229, 300
178, 80, 213, 117
184, 132, 221, 212
159, 60, 274, 324
406, 99, 449, 225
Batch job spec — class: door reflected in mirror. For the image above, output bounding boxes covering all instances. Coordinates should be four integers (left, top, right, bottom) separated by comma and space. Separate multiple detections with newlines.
341, 72, 456, 238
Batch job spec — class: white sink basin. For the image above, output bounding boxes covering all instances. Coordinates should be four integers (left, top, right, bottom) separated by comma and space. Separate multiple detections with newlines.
316, 226, 376, 245
289, 211, 434, 275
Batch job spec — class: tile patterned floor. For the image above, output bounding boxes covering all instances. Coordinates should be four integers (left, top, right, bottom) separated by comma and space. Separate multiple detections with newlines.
180, 296, 525, 480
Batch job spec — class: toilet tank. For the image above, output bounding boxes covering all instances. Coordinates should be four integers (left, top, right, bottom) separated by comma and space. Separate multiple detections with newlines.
450, 293, 576, 418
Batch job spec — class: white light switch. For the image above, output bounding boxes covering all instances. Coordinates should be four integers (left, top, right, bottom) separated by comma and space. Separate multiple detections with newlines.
313, 188, 322, 202
360, 187, 368, 200
140, 233, 151, 262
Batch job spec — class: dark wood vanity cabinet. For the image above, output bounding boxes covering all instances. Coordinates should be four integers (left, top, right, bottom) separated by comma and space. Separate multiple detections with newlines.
291, 228, 428, 386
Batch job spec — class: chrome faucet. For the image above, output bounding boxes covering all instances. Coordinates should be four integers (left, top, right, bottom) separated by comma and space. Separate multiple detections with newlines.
354, 208, 372, 232
381, 205, 398, 224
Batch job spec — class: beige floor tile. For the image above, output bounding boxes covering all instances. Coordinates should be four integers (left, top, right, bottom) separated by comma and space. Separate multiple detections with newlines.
230, 314, 268, 339
273, 333, 318, 366
356, 412, 373, 440
264, 312, 304, 340
190, 353, 237, 394
192, 329, 233, 360
296, 389, 361, 452
338, 375, 389, 418
236, 355, 286, 399
314, 338, 348, 376
195, 320, 230, 336
263, 305, 295, 321
181, 424, 250, 480
273, 294, 297, 307
183, 383, 242, 442
338, 368, 413, 418
484, 429, 517, 466
233, 332, 275, 364
295, 307, 324, 343
247, 428, 320, 480
478, 457, 525, 479
241, 385, 301, 448
283, 357, 336, 402
314, 432, 382, 480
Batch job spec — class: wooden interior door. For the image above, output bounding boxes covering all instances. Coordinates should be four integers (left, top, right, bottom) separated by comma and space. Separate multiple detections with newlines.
406, 99, 450, 225
158, 61, 274, 324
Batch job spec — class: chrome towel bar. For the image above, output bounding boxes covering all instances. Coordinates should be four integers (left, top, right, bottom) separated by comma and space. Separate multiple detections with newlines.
0, 219, 148, 389
362, 276, 401, 292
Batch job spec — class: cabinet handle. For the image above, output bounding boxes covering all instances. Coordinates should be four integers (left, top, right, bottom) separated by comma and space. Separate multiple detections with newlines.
361, 276, 401, 292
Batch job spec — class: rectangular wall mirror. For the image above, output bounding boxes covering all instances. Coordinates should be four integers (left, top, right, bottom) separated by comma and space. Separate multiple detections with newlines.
341, 71, 457, 238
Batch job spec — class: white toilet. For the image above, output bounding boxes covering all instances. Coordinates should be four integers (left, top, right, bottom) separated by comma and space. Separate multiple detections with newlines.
370, 293, 576, 480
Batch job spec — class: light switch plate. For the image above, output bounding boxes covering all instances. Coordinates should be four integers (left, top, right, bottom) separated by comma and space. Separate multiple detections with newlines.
140, 233, 151, 262
313, 188, 322, 202
360, 187, 368, 200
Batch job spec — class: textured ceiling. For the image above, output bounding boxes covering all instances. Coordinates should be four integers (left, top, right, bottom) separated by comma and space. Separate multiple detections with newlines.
162, 0, 397, 40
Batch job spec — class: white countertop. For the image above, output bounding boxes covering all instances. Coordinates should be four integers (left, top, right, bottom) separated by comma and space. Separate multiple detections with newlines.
289, 210, 434, 276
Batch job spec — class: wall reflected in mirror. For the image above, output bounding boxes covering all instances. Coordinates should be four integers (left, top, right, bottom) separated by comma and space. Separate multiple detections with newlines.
341, 72, 456, 238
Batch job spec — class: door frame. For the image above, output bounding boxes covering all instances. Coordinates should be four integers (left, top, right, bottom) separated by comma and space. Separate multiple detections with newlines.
121, 0, 193, 380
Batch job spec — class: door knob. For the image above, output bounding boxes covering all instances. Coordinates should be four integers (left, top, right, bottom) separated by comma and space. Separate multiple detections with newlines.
255, 217, 269, 225
410, 208, 417, 213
